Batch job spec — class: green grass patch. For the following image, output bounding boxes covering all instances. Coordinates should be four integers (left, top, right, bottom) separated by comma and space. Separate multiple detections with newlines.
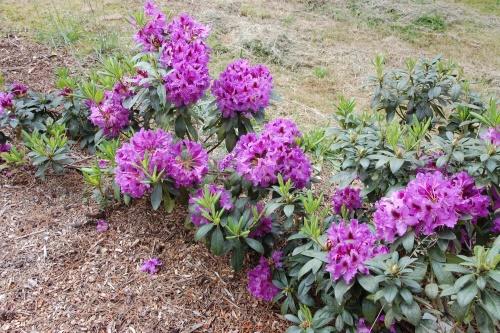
313, 67, 328, 79
453, 0, 500, 16
414, 14, 447, 31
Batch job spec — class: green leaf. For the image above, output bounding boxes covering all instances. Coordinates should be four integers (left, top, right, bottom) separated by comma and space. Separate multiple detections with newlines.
150, 184, 162, 210
457, 283, 478, 307
284, 204, 295, 218
334, 280, 353, 304
475, 304, 495, 333
358, 275, 384, 293
225, 129, 237, 152
245, 238, 264, 254
384, 285, 398, 303
298, 258, 322, 279
230, 243, 244, 271
425, 283, 439, 299
175, 115, 187, 138
210, 227, 224, 256
195, 223, 214, 241
389, 158, 404, 174
402, 231, 415, 252
401, 301, 421, 326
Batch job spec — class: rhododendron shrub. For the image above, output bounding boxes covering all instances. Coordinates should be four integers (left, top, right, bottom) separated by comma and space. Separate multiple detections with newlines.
114, 128, 208, 210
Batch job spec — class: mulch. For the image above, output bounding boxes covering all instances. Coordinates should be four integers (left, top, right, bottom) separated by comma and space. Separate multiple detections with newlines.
0, 35, 287, 332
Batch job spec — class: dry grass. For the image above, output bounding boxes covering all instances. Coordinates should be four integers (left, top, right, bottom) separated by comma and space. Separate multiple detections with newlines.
1, 0, 499, 130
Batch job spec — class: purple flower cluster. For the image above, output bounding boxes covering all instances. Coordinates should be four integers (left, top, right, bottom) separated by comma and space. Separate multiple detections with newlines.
141, 257, 162, 275
134, 0, 167, 51
89, 82, 131, 138
0, 92, 13, 116
220, 118, 312, 189
135, 1, 211, 107
249, 202, 273, 238
115, 129, 208, 198
247, 256, 279, 302
326, 219, 387, 284
374, 171, 490, 242
212, 59, 273, 118
10, 82, 28, 97
188, 184, 233, 226
331, 186, 362, 215
492, 217, 500, 234
480, 126, 500, 146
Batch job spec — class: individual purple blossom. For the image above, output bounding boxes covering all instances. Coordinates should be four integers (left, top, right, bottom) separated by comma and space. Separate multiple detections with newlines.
59, 87, 73, 97
450, 171, 490, 221
326, 219, 387, 284
115, 129, 173, 198
96, 219, 109, 232
249, 202, 273, 238
212, 59, 273, 118
10, 82, 28, 96
331, 186, 362, 215
271, 250, 283, 269
262, 118, 301, 145
188, 184, 233, 226
0, 143, 11, 153
247, 256, 279, 301
356, 319, 371, 333
141, 257, 162, 275
89, 84, 130, 138
164, 60, 210, 107
480, 127, 500, 146
168, 140, 208, 188
166, 13, 210, 43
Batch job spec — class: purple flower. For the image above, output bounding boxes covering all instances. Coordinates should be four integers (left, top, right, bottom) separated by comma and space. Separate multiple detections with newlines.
450, 171, 490, 221
10, 82, 28, 96
89, 83, 130, 138
98, 160, 109, 169
59, 87, 73, 97
189, 184, 233, 226
220, 119, 312, 189
141, 257, 162, 275
331, 186, 362, 215
134, 0, 167, 51
326, 219, 387, 284
0, 92, 13, 109
168, 140, 208, 188
271, 250, 283, 269
247, 256, 279, 301
156, 14, 211, 107
374, 171, 488, 242
480, 127, 500, 146
262, 118, 301, 145
249, 202, 273, 238
96, 219, 109, 232
0, 143, 11, 153
212, 59, 273, 118
115, 129, 173, 198
492, 217, 500, 234
356, 319, 371, 333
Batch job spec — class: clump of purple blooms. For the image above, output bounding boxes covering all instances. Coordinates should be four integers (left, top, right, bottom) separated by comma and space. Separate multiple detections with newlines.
212, 59, 273, 118
141, 257, 162, 275
331, 186, 362, 215
249, 202, 273, 238
115, 129, 208, 198
135, 1, 211, 107
247, 256, 279, 301
374, 171, 490, 242
220, 118, 312, 189
89, 82, 131, 138
480, 126, 500, 146
492, 217, 500, 234
0, 143, 11, 153
0, 92, 13, 116
326, 219, 387, 284
188, 184, 233, 226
